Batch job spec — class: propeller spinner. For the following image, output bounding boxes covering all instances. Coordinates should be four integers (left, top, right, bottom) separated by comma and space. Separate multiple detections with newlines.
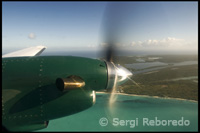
105, 61, 132, 91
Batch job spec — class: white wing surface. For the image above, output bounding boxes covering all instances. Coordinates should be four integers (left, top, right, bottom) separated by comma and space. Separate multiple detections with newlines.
2, 46, 46, 58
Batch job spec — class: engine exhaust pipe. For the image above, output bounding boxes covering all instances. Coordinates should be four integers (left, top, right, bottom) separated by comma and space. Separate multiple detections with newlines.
56, 75, 85, 91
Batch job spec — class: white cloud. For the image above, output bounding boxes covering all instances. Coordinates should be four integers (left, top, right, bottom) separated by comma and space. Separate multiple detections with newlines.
100, 42, 128, 48
99, 42, 108, 47
87, 44, 96, 48
28, 33, 36, 39
130, 37, 196, 50
98, 37, 197, 52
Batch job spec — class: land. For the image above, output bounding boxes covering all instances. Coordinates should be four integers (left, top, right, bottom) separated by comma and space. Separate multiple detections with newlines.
103, 55, 198, 101
112, 54, 198, 65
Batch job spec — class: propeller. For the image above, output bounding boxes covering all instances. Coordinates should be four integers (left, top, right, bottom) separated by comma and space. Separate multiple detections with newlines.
99, 2, 142, 104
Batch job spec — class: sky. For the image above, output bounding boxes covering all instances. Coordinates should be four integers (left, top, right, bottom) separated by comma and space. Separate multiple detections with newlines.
2, 2, 198, 54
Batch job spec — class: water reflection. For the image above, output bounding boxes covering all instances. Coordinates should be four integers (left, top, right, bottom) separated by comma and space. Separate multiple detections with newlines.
125, 61, 197, 70
125, 61, 198, 75
125, 61, 167, 69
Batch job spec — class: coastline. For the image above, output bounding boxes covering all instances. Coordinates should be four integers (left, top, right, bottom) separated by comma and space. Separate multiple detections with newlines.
96, 92, 198, 103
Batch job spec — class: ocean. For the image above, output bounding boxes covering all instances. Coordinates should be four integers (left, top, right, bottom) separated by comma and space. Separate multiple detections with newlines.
38, 93, 198, 131
39, 49, 198, 59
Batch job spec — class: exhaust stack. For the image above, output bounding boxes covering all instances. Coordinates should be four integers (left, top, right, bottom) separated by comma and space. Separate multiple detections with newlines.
56, 75, 85, 91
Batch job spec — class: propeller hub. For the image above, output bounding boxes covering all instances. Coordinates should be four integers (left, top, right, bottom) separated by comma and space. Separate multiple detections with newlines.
105, 61, 132, 91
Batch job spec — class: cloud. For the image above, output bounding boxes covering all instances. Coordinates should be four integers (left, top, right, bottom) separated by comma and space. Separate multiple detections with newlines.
28, 33, 36, 39
130, 37, 196, 50
99, 43, 108, 47
87, 44, 96, 48
98, 37, 197, 52
99, 42, 127, 48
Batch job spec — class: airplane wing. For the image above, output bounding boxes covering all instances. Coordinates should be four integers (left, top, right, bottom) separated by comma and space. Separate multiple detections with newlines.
2, 46, 46, 58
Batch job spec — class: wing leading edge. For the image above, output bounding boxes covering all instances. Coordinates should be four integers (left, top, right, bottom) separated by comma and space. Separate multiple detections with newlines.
2, 46, 47, 58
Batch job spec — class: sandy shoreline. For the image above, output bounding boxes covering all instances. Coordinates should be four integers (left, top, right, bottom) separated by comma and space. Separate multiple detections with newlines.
96, 92, 198, 103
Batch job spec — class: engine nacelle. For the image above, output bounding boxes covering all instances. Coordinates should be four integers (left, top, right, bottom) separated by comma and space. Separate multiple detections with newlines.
3, 121, 49, 132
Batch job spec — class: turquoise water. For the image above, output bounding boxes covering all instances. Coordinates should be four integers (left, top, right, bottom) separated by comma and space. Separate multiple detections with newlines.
38, 93, 198, 131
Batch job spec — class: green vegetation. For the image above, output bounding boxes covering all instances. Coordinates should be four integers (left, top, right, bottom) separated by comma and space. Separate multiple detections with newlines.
117, 55, 198, 101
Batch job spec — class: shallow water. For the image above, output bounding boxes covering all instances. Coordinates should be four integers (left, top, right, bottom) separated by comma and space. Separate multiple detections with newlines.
38, 93, 198, 131
173, 61, 198, 66
125, 61, 198, 75
125, 61, 167, 69
125, 61, 197, 70
168, 76, 198, 81
132, 66, 167, 75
